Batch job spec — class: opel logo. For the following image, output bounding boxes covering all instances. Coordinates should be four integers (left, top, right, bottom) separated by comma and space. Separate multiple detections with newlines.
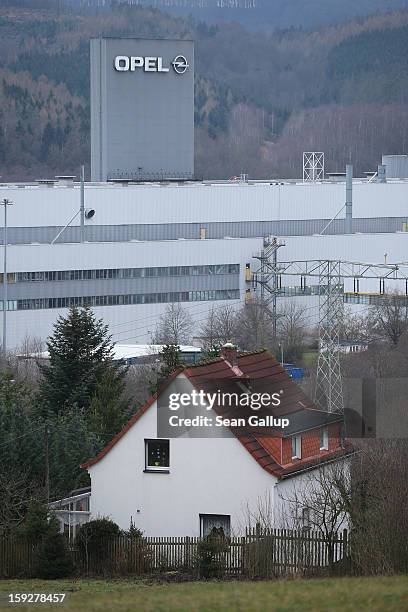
172, 55, 189, 75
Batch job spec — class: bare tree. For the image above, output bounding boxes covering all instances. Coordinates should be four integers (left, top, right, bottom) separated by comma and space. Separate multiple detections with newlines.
234, 298, 275, 352
339, 308, 371, 342
215, 304, 238, 345
11, 334, 45, 388
278, 461, 351, 567
277, 300, 307, 361
348, 440, 408, 575
199, 306, 219, 350
124, 362, 161, 408
370, 293, 408, 346
153, 303, 193, 345
0, 470, 41, 534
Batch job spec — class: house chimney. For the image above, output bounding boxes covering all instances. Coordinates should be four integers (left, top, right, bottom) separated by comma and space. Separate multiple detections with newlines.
221, 342, 238, 367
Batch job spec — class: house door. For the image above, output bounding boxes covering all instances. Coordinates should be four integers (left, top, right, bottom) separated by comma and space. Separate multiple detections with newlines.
200, 514, 231, 537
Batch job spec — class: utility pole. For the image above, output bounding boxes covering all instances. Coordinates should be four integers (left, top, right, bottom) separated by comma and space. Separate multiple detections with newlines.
80, 164, 85, 243
44, 424, 50, 504
1, 198, 13, 358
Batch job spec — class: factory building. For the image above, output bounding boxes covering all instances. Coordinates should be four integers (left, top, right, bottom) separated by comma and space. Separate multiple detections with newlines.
90, 37, 194, 182
1, 37, 407, 350
1, 173, 408, 349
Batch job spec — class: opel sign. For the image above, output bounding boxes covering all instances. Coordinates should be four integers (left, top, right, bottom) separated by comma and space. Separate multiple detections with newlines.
171, 55, 189, 74
114, 55, 189, 74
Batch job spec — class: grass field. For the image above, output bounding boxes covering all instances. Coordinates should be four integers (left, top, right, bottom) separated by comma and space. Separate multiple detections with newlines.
302, 350, 319, 368
0, 576, 407, 611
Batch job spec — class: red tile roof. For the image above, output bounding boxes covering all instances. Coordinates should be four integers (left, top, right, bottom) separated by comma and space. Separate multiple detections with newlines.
81, 349, 346, 477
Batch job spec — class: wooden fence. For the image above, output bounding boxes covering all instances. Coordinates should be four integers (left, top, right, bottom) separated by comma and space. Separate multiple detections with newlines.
0, 528, 350, 579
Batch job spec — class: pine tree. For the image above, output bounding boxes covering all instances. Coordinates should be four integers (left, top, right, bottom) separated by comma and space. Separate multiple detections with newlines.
36, 530, 74, 579
20, 501, 73, 579
88, 366, 129, 445
48, 408, 102, 498
150, 344, 184, 393
39, 306, 126, 415
40, 121, 54, 162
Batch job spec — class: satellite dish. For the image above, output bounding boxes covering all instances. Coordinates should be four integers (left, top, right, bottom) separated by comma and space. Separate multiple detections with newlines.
85, 209, 95, 219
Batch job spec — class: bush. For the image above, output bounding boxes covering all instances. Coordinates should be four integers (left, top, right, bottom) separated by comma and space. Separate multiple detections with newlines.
36, 532, 74, 579
121, 519, 151, 575
76, 517, 121, 575
76, 517, 121, 556
196, 533, 229, 578
18, 500, 73, 578
18, 500, 59, 543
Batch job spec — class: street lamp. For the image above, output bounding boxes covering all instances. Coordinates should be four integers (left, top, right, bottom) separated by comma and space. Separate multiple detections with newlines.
1, 198, 13, 357
278, 342, 284, 366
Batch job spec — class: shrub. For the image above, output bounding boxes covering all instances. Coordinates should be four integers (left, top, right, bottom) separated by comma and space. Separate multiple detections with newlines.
36, 532, 74, 579
76, 517, 120, 555
124, 517, 144, 539
76, 517, 121, 575
18, 500, 73, 578
196, 533, 229, 578
18, 500, 59, 543
121, 518, 151, 575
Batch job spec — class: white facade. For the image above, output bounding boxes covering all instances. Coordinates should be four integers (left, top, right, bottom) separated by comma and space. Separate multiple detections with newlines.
2, 237, 261, 348
87, 374, 318, 536
1, 178, 408, 228
1, 177, 408, 349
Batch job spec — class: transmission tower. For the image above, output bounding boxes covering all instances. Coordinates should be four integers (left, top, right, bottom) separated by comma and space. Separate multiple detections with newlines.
251, 246, 408, 414
315, 260, 344, 413
252, 236, 285, 336
252, 247, 344, 413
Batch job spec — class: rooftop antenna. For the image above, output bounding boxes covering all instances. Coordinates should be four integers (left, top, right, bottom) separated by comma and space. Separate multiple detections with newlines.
303, 152, 325, 182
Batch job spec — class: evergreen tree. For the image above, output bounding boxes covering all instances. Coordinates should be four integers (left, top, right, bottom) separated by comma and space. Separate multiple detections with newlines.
48, 408, 102, 498
36, 530, 74, 579
19, 501, 73, 579
0, 373, 43, 483
151, 344, 184, 393
88, 366, 129, 445
199, 345, 221, 362
39, 306, 126, 415
18, 500, 56, 543
40, 121, 54, 161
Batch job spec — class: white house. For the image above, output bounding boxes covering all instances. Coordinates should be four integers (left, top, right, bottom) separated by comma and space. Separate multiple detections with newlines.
82, 345, 349, 537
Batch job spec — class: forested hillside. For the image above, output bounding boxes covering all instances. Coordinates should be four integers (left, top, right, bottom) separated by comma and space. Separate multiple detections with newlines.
0, 3, 407, 180
31, 0, 408, 30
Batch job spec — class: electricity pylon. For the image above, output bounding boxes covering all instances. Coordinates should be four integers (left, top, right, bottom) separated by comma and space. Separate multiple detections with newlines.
251, 238, 408, 413
252, 236, 285, 337
315, 260, 344, 413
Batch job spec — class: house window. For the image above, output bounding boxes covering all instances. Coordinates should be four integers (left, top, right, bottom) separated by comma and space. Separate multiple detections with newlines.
320, 426, 329, 450
291, 435, 301, 459
200, 514, 231, 538
145, 439, 169, 472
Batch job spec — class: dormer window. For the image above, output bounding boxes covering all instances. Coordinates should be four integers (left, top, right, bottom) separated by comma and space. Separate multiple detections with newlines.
320, 426, 329, 450
291, 435, 301, 459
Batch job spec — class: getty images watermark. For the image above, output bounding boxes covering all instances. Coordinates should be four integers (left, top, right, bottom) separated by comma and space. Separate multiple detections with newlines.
157, 376, 407, 439
157, 380, 290, 438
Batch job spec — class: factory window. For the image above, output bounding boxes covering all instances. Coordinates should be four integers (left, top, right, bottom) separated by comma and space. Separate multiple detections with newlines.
145, 268, 157, 277
12, 289, 240, 311
9, 263, 240, 284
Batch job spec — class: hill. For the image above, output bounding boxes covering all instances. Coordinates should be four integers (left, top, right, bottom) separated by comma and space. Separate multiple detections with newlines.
0, 3, 407, 180
66, 0, 408, 30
